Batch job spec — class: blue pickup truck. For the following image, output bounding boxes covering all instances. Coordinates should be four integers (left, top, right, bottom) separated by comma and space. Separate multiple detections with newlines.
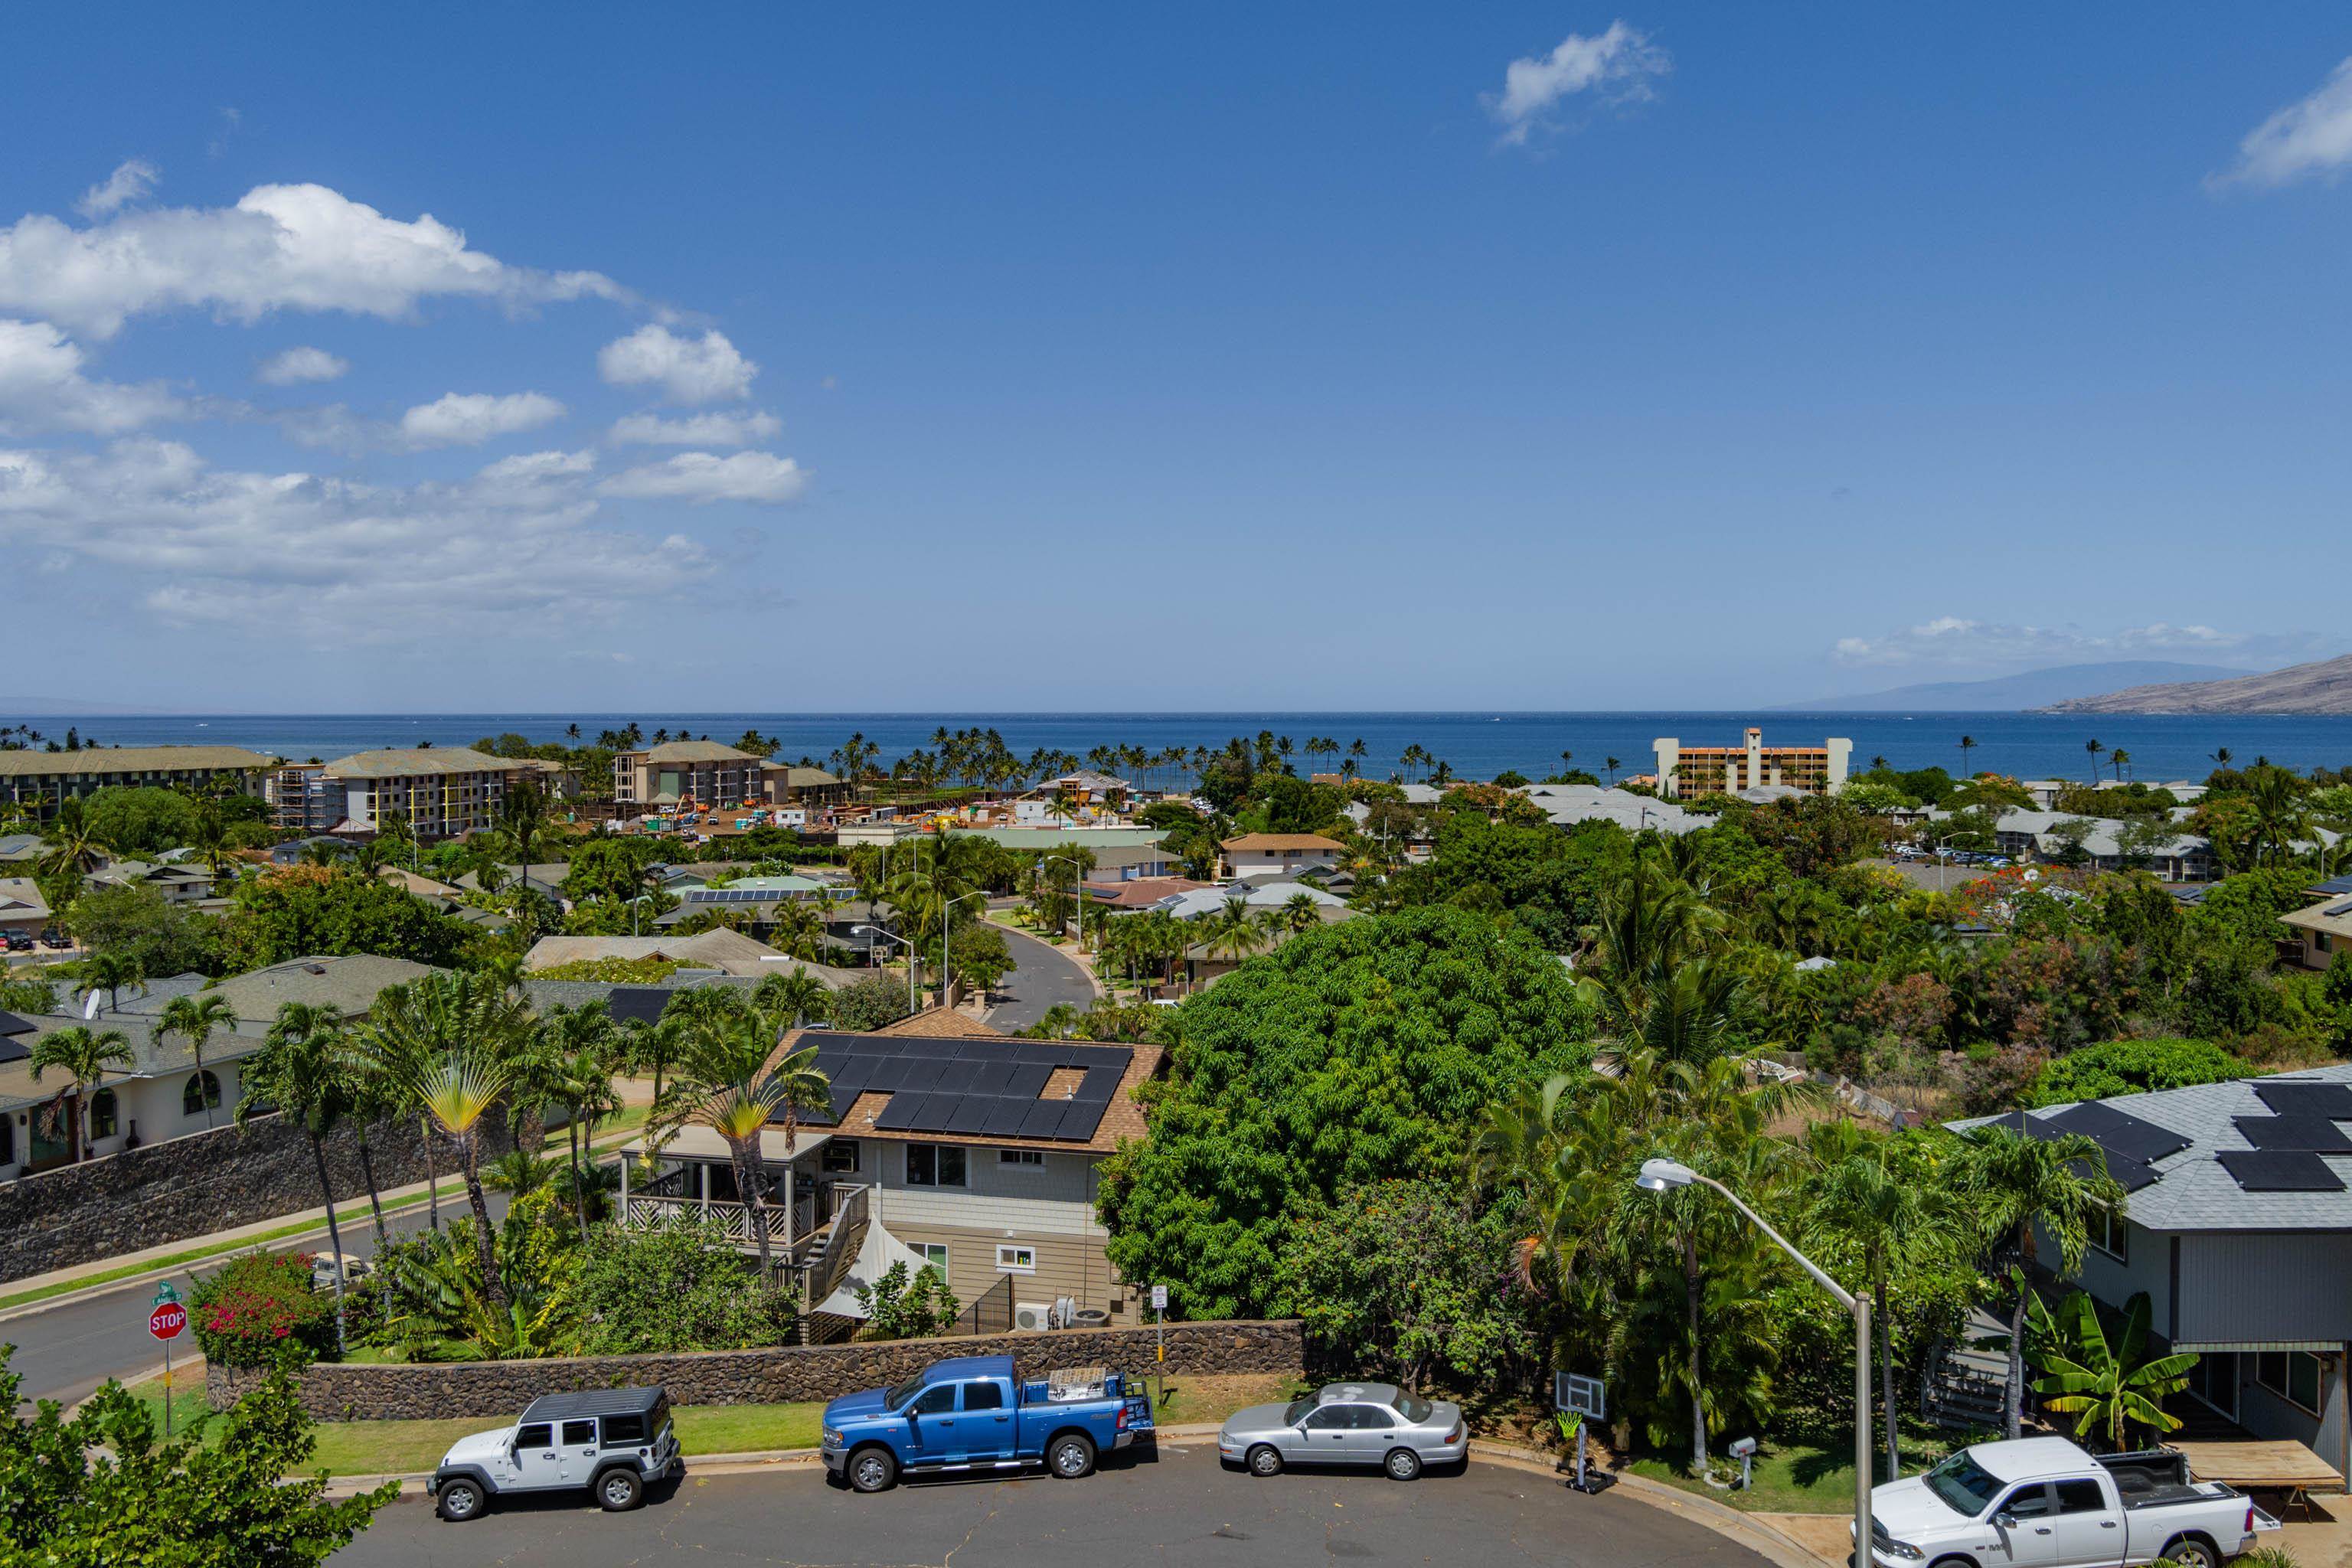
821, 1355, 1154, 1492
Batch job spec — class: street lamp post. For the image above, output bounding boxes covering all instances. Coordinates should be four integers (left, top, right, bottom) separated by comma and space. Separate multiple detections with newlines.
856, 925, 919, 1014
1637, 1157, 1871, 1565
940, 890, 985, 1011
1042, 854, 1086, 949
628, 893, 655, 936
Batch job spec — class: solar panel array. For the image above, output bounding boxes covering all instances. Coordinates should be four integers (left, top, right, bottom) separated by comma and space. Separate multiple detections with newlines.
684, 887, 799, 904
2232, 1116, 2352, 1153
2216, 1150, 2345, 1193
788, 1030, 1132, 1145
2252, 1081, 2352, 1119
2006, 1107, 2164, 1191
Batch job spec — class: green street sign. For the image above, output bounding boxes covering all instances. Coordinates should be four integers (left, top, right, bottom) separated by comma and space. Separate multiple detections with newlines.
151, 1281, 180, 1306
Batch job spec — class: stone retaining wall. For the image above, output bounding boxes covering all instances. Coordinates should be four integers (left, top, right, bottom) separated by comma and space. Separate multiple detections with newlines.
207, 1318, 1303, 1420
0, 1109, 516, 1285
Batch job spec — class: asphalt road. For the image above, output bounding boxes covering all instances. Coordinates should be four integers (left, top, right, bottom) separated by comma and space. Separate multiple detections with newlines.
330, 1441, 1773, 1567
983, 923, 1099, 1034
2, 1189, 509, 1410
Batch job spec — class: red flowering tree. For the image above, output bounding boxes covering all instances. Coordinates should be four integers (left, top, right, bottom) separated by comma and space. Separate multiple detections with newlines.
188, 1251, 337, 1367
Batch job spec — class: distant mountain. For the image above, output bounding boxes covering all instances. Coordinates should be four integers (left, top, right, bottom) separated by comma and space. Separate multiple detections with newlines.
1775, 662, 2256, 713
2041, 653, 2352, 715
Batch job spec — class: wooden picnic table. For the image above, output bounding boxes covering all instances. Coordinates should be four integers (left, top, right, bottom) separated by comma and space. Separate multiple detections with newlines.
2167, 1439, 2344, 1515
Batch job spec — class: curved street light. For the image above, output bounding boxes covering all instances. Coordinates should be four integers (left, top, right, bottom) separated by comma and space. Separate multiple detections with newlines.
1042, 854, 1087, 950
1635, 1158, 1871, 1563
940, 890, 987, 1012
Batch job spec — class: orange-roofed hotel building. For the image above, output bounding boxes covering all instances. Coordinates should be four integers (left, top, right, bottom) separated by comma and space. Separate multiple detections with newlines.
1652, 729, 1853, 799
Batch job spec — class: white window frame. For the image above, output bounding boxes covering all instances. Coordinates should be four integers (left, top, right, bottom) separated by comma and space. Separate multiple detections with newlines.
821, 1138, 860, 1174
905, 1142, 967, 1189
995, 1243, 1037, 1273
2089, 1205, 2127, 1263
998, 1148, 1045, 1170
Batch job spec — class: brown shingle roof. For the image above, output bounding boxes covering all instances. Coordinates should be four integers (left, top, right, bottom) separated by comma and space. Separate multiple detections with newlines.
1219, 833, 1343, 851
871, 1007, 1006, 1038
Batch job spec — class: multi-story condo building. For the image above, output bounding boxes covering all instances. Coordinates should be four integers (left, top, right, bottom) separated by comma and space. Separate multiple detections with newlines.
1652, 728, 1853, 799
266, 747, 531, 838
0, 745, 275, 825
612, 740, 770, 812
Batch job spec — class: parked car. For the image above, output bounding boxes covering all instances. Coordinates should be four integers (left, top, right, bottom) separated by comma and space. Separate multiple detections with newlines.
821, 1355, 1153, 1493
38, 930, 70, 949
1860, 1436, 2279, 1568
1217, 1382, 1465, 1481
426, 1387, 680, 1521
309, 1252, 369, 1291
2, 933, 30, 952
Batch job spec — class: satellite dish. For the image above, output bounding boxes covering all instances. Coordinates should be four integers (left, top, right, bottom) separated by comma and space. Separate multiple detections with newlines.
83, 990, 101, 1020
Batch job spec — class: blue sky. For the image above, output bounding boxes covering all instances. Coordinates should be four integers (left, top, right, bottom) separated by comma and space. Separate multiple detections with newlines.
6, 6, 2352, 713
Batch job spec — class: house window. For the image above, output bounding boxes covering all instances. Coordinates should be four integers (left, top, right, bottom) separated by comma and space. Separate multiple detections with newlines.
999, 1149, 1045, 1168
913, 1243, 949, 1277
182, 1071, 220, 1117
2256, 1351, 2324, 1414
89, 1089, 119, 1140
995, 1244, 1037, 1272
822, 1139, 860, 1174
905, 1143, 967, 1188
2090, 1207, 2127, 1263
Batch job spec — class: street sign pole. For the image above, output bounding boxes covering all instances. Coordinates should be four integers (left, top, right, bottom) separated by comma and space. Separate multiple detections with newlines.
162, 1328, 172, 1439
150, 1282, 185, 1439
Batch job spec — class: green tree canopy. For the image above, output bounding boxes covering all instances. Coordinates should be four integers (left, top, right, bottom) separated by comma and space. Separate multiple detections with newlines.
2023, 1037, 2249, 1107
72, 786, 207, 857
63, 883, 224, 977
221, 866, 481, 970
1098, 906, 1592, 1318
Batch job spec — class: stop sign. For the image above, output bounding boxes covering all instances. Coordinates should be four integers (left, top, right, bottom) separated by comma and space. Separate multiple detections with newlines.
149, 1302, 186, 1341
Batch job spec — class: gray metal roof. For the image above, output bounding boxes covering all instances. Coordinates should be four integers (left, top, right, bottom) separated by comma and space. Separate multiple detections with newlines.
1951, 1062, 2352, 1233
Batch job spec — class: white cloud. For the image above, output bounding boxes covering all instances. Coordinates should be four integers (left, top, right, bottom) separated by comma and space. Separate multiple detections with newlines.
397, 390, 565, 449
2213, 56, 2352, 189
77, 158, 158, 219
0, 436, 710, 642
0, 318, 185, 434
256, 345, 348, 385
609, 409, 781, 446
0, 182, 626, 338
1487, 21, 1669, 147
599, 450, 805, 504
1829, 616, 2318, 671
597, 324, 756, 403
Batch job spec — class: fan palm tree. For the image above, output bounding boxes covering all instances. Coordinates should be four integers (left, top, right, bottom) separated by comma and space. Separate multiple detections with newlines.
363, 969, 531, 1259
156, 993, 238, 1129
239, 1001, 357, 1350
28, 1025, 132, 1161
1956, 1122, 2127, 1439
1800, 1126, 1970, 1477
2027, 1289, 2196, 1452
649, 1011, 829, 1289
410, 1038, 521, 1309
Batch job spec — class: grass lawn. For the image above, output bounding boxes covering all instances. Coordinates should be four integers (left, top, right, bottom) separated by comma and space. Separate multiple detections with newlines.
1626, 1426, 1969, 1514
120, 1372, 827, 1475
1144, 1372, 1309, 1427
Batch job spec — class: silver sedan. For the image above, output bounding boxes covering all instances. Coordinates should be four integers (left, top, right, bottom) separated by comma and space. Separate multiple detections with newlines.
1217, 1383, 1466, 1481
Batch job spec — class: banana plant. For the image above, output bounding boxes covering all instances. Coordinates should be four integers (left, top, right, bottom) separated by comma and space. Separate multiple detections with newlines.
2027, 1288, 2197, 1452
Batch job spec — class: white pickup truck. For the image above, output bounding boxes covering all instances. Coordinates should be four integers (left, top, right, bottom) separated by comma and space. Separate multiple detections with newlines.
1858, 1436, 2281, 1568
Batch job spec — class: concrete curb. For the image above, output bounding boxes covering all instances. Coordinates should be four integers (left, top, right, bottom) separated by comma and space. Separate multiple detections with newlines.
1462, 1438, 1831, 1568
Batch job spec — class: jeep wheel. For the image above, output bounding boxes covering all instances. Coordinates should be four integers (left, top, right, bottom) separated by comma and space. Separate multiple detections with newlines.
849, 1446, 898, 1494
598, 1467, 644, 1512
1247, 1444, 1283, 1478
1049, 1432, 1096, 1479
1385, 1447, 1423, 1481
435, 1478, 485, 1523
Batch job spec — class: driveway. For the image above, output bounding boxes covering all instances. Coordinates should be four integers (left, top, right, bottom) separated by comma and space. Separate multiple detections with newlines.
983, 921, 1098, 1034
328, 1441, 1777, 1567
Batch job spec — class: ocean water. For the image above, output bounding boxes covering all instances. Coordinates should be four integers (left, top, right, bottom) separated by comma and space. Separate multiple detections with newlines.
7, 710, 2350, 785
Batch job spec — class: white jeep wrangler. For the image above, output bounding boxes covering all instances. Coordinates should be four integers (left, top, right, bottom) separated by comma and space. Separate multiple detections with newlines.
427, 1387, 681, 1521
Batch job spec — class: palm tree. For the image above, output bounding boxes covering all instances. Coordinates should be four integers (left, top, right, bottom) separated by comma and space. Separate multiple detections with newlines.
1958, 734, 1977, 777
240, 1001, 357, 1349
1604, 756, 1621, 784
76, 951, 145, 1013
539, 1004, 622, 1243
1956, 1122, 2126, 1439
410, 1037, 521, 1309
1800, 1127, 1969, 1477
156, 994, 238, 1129
2109, 747, 2131, 782
2083, 738, 2104, 782
38, 799, 112, 880
364, 969, 531, 1264
2208, 746, 2233, 771
2245, 764, 2311, 866
28, 1025, 132, 1161
753, 968, 831, 1031
651, 1011, 829, 1288
1203, 896, 1263, 964
497, 778, 550, 900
